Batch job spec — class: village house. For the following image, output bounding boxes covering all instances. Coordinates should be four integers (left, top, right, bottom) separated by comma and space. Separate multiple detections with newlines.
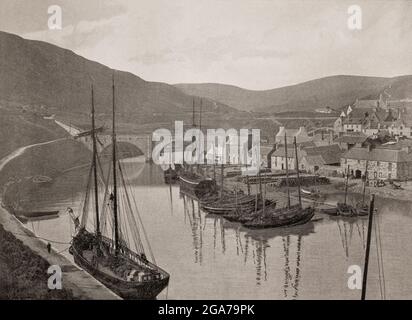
299, 144, 342, 175
388, 108, 412, 138
336, 97, 395, 136
340, 139, 412, 181
270, 142, 341, 175
334, 132, 368, 151
270, 141, 315, 171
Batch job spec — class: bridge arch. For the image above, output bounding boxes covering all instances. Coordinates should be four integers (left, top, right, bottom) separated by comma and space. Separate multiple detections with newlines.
100, 142, 144, 160
75, 134, 153, 161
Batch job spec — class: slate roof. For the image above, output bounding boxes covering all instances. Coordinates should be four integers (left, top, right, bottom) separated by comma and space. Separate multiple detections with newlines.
273, 143, 342, 165
342, 143, 412, 163
335, 133, 368, 144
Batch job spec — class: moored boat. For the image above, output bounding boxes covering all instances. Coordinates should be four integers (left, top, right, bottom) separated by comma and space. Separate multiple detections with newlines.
69, 77, 169, 300
243, 135, 314, 229
244, 205, 315, 229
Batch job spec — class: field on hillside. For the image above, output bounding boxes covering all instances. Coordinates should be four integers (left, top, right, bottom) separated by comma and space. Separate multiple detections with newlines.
0, 103, 67, 158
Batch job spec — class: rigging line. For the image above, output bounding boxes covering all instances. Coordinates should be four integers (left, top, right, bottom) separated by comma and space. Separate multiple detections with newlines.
118, 192, 128, 246
377, 212, 386, 300
80, 162, 94, 228
373, 213, 384, 300
120, 171, 145, 256
119, 162, 156, 264
122, 192, 144, 255
375, 210, 386, 299
99, 161, 112, 235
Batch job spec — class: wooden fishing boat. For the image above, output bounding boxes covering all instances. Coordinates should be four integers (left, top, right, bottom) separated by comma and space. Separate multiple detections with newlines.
301, 188, 324, 200
354, 202, 369, 216
244, 205, 315, 229
69, 78, 169, 300
243, 136, 314, 229
15, 210, 60, 223
336, 202, 358, 217
179, 172, 218, 199
319, 206, 338, 216
201, 194, 258, 215
223, 200, 276, 223
14, 210, 59, 219
71, 231, 169, 300
322, 165, 367, 217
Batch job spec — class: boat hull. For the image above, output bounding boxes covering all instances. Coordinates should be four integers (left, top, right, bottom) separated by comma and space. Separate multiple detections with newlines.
201, 196, 258, 215
179, 175, 217, 199
244, 206, 315, 229
70, 235, 169, 300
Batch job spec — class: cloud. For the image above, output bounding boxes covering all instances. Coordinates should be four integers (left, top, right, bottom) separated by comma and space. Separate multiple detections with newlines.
5, 0, 412, 89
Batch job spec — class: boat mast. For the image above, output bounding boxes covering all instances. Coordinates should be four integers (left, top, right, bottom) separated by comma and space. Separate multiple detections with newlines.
293, 137, 302, 207
198, 98, 203, 172
344, 164, 350, 205
112, 73, 120, 253
284, 133, 291, 208
220, 163, 224, 199
91, 84, 100, 236
192, 98, 196, 127
199, 98, 202, 132
361, 194, 375, 300
362, 161, 369, 205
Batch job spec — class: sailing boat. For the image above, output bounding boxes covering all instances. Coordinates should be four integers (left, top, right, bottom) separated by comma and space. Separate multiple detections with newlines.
244, 135, 314, 229
200, 163, 263, 215
222, 171, 274, 222
178, 98, 217, 199
321, 165, 363, 217
69, 78, 169, 300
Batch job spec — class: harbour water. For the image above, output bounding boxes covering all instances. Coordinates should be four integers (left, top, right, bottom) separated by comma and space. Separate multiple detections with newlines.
23, 159, 412, 300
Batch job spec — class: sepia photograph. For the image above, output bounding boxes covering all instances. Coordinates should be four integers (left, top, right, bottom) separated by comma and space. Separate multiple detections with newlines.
0, 0, 411, 308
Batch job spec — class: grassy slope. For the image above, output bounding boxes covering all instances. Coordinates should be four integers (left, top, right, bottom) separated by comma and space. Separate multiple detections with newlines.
0, 224, 74, 299
0, 105, 67, 159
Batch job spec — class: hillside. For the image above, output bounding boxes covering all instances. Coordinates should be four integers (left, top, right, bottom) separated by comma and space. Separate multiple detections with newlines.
175, 75, 412, 113
0, 31, 236, 124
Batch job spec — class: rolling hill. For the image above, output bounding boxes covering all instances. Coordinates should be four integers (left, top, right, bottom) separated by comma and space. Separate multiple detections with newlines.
0, 31, 236, 122
175, 75, 412, 113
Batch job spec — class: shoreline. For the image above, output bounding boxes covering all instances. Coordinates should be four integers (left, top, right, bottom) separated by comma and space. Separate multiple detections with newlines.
0, 142, 120, 300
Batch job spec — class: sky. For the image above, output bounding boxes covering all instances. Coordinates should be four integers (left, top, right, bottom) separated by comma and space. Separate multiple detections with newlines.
1, 0, 411, 90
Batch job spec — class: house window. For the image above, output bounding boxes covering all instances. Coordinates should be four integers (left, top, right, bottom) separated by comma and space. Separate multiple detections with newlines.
377, 161, 380, 166
388, 162, 392, 171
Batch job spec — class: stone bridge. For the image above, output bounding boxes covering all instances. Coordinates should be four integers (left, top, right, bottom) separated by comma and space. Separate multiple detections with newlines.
77, 134, 152, 161
54, 120, 152, 161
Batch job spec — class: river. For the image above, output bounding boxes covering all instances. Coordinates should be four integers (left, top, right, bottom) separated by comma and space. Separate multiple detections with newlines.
18, 159, 412, 300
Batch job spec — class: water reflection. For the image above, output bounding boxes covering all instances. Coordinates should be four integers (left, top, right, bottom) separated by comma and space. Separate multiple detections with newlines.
19, 162, 412, 299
